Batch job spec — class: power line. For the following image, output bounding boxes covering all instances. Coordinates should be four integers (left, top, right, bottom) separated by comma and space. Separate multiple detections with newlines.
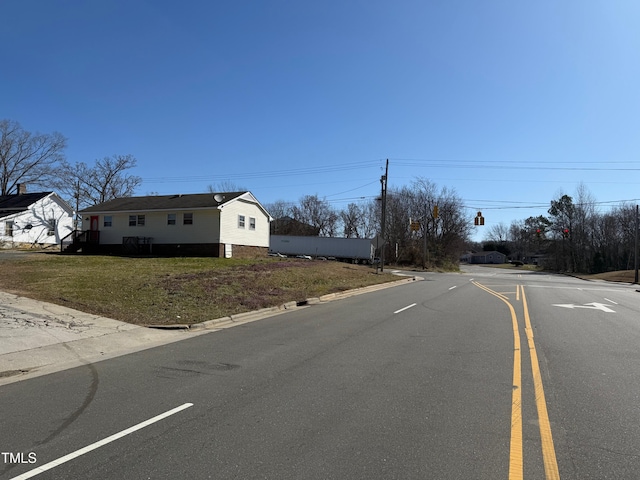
393, 161, 640, 172
391, 157, 640, 164
462, 198, 640, 211
142, 160, 383, 184
324, 180, 379, 198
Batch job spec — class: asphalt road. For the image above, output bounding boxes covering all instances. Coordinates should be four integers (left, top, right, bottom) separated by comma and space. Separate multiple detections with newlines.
1, 265, 640, 479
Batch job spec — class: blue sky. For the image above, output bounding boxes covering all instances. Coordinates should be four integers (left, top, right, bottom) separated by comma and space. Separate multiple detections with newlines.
2, 0, 639, 241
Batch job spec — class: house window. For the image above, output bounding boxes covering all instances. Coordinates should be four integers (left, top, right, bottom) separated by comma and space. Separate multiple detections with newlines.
167, 214, 176, 225
183, 213, 193, 225
4, 221, 13, 236
104, 216, 112, 227
47, 218, 57, 236
129, 215, 145, 226
238, 215, 245, 228
249, 217, 256, 230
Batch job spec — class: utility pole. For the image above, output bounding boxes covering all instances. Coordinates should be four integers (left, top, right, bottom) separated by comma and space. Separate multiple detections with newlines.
423, 224, 427, 270
379, 159, 388, 273
635, 204, 638, 284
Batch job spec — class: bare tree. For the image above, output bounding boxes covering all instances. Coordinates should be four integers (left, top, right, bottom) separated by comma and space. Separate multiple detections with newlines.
55, 155, 141, 209
572, 183, 597, 272
548, 193, 577, 271
292, 194, 339, 237
341, 203, 368, 238
0, 119, 67, 195
377, 178, 470, 266
265, 200, 292, 221
435, 185, 472, 260
485, 222, 509, 244
53, 161, 92, 227
207, 180, 247, 193
88, 155, 141, 204
360, 201, 380, 238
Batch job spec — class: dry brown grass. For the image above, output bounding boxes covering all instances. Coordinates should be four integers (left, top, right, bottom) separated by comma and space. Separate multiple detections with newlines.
575, 270, 638, 283
0, 253, 398, 325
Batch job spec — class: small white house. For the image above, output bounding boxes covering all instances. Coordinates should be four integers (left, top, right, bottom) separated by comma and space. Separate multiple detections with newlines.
76, 191, 272, 257
0, 190, 75, 247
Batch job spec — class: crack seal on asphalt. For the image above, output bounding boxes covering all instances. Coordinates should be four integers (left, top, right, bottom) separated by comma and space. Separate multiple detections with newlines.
0, 368, 34, 378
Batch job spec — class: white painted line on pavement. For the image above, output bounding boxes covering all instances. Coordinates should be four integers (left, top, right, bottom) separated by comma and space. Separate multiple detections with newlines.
449, 286, 457, 290
10, 403, 194, 480
604, 298, 618, 305
394, 303, 417, 314
553, 302, 615, 313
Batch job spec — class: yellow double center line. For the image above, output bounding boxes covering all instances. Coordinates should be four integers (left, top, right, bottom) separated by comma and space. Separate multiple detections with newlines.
472, 281, 560, 480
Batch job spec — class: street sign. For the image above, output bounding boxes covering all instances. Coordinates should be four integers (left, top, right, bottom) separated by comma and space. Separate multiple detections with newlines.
371, 235, 386, 247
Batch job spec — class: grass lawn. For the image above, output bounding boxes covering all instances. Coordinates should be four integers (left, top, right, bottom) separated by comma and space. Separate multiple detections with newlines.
478, 262, 639, 283
575, 270, 638, 283
0, 253, 399, 325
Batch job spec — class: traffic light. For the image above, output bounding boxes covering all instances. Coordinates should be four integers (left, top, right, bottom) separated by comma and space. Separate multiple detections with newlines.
536, 228, 541, 238
562, 228, 570, 238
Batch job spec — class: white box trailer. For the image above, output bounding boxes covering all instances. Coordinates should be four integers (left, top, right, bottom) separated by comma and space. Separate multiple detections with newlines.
270, 235, 375, 263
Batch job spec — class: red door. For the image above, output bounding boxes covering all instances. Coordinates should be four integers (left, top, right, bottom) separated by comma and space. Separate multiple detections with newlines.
89, 216, 99, 242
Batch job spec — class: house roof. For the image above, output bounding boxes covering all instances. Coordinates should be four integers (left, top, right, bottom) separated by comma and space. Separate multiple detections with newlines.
80, 192, 254, 213
0, 192, 53, 217
471, 251, 505, 257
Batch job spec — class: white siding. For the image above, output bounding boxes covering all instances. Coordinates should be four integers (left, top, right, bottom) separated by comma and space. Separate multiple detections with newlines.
219, 199, 269, 247
0, 194, 74, 245
93, 210, 221, 245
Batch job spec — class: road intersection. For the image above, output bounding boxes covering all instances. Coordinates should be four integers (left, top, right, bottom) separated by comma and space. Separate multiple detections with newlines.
2, 265, 640, 479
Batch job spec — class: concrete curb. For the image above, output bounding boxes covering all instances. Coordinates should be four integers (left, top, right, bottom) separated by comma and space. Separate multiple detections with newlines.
0, 275, 421, 385
179, 275, 421, 331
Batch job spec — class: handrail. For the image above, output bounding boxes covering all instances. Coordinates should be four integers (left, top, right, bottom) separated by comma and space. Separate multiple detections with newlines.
60, 230, 81, 252
60, 230, 100, 252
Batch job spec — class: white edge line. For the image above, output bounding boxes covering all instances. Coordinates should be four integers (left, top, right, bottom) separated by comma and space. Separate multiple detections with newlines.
604, 298, 618, 305
10, 403, 194, 480
394, 303, 417, 314
449, 286, 457, 290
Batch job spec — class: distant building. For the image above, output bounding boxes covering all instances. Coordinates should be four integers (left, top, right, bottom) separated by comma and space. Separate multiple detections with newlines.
270, 216, 320, 236
468, 251, 506, 264
0, 187, 74, 247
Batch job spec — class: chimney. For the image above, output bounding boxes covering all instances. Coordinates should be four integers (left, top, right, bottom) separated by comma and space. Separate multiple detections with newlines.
16, 184, 27, 195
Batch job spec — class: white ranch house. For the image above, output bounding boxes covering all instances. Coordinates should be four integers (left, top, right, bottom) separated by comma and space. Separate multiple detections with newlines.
0, 190, 74, 248
74, 191, 272, 257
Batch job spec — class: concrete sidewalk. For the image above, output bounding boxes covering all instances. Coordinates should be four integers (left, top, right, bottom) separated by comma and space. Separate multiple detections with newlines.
0, 291, 215, 386
0, 275, 419, 386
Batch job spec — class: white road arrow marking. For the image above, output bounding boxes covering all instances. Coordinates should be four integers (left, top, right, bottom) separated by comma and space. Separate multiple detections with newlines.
552, 302, 616, 313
